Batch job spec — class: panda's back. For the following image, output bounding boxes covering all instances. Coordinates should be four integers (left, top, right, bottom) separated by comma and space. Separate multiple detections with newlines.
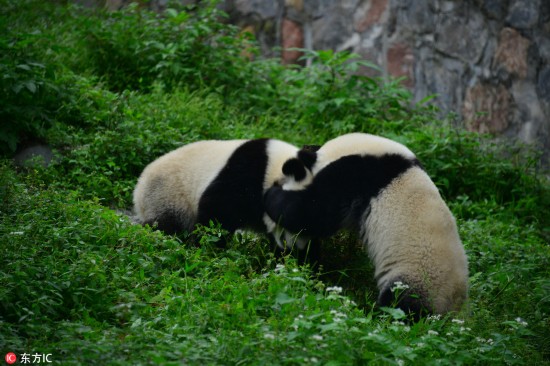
315, 133, 416, 173
133, 139, 247, 232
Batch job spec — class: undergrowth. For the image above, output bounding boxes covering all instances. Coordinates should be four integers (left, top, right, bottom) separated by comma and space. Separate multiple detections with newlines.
1, 1, 549, 364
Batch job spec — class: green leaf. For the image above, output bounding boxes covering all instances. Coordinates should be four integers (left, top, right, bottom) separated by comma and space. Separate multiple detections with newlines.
24, 81, 37, 93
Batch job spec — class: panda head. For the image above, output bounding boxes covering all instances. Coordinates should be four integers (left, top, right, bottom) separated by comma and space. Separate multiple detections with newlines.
277, 145, 319, 190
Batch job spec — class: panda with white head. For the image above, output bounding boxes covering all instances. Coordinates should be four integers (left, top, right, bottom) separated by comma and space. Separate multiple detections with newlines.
133, 138, 317, 259
264, 133, 469, 318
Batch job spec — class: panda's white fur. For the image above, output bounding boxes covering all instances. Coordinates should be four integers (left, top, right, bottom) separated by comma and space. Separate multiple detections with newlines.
264, 133, 469, 316
133, 138, 313, 251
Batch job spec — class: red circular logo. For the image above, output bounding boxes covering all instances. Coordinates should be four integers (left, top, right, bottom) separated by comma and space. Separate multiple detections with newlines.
5, 353, 17, 364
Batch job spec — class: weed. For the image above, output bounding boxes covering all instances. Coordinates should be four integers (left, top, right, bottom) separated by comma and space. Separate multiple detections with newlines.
1, 1, 549, 364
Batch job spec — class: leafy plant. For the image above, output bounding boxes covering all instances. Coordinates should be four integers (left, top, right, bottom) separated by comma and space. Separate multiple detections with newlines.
81, 1, 257, 94
1, 0, 550, 364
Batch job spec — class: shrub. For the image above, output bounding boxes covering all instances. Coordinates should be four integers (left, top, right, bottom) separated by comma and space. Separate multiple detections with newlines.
80, 1, 257, 94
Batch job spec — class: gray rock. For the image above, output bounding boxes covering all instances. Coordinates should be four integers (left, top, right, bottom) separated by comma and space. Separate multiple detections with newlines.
391, 0, 435, 37
234, 0, 280, 19
537, 66, 550, 102
14, 144, 55, 168
537, 66, 550, 121
435, 6, 488, 63
312, 3, 354, 50
480, 0, 507, 20
506, 0, 540, 29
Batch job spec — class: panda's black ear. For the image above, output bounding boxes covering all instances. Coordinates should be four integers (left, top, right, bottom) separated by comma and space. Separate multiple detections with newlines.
298, 149, 317, 170
282, 158, 307, 181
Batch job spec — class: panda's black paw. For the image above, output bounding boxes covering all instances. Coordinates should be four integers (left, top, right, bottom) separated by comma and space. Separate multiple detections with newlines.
264, 185, 285, 217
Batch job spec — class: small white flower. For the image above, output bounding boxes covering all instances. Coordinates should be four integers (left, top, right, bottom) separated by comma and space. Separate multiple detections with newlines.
427, 330, 439, 336
326, 286, 343, 294
10, 231, 24, 235
264, 333, 275, 340
446, 332, 454, 337
452, 319, 465, 325
390, 281, 410, 292
396, 359, 405, 366
515, 317, 528, 326
292, 268, 299, 273
311, 334, 323, 341
487, 338, 494, 345
427, 314, 442, 321
416, 342, 425, 348
274, 264, 285, 272
459, 327, 471, 332
329, 310, 347, 319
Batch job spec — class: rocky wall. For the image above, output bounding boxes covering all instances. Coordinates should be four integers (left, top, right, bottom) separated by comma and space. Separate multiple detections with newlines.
98, 0, 550, 166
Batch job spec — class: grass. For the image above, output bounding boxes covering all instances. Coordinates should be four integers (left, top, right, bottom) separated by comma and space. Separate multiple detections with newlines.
1, 1, 549, 364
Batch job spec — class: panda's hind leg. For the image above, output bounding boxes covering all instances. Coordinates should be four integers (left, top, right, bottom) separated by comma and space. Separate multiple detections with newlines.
142, 208, 192, 236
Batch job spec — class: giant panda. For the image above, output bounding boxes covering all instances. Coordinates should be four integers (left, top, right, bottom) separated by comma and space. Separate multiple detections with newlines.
133, 138, 316, 257
264, 133, 469, 318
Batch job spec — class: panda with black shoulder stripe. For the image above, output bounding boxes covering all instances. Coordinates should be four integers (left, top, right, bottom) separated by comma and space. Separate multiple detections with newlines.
264, 133, 469, 318
133, 138, 317, 257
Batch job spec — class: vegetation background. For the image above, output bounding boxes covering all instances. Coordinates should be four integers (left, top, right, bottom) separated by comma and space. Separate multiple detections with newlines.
1, 1, 549, 364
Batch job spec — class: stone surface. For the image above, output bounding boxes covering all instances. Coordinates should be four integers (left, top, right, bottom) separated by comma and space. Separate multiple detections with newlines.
512, 80, 546, 143
434, 6, 488, 63
281, 18, 304, 64
391, 0, 435, 37
415, 54, 464, 113
493, 27, 530, 79
234, 0, 279, 19
386, 42, 414, 86
463, 82, 511, 134
536, 66, 550, 133
480, 0, 506, 20
537, 66, 550, 104
354, 0, 388, 33
14, 144, 55, 168
506, 0, 540, 29
312, 3, 354, 51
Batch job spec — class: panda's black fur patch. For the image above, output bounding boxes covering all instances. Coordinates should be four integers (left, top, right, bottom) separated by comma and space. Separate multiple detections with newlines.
264, 153, 421, 237
197, 139, 269, 233
143, 209, 185, 236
